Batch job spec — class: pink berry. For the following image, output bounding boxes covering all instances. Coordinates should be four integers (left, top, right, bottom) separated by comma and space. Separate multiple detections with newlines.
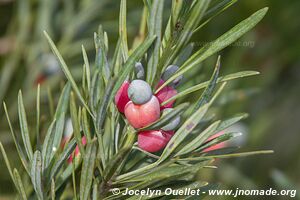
155, 80, 177, 110
115, 81, 130, 113
138, 130, 170, 152
124, 96, 160, 128
202, 131, 226, 152
68, 136, 87, 163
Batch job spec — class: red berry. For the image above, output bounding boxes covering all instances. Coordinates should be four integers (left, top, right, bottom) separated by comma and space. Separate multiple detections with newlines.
124, 96, 160, 128
163, 130, 175, 141
138, 130, 170, 152
155, 80, 177, 110
115, 81, 130, 113
202, 131, 226, 152
68, 136, 87, 163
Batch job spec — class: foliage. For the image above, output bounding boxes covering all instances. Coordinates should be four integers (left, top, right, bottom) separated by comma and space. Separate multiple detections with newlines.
0, 0, 272, 199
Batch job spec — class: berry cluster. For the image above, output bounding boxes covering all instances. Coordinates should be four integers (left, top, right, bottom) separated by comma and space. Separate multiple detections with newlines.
115, 64, 182, 152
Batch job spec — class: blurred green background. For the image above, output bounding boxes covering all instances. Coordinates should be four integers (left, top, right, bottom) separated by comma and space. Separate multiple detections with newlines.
0, 0, 299, 199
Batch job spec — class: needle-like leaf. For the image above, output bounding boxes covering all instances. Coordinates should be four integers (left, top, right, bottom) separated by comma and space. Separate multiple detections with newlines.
18, 91, 34, 162
31, 151, 44, 200
13, 169, 27, 200
80, 140, 97, 200
44, 31, 93, 118
156, 8, 268, 92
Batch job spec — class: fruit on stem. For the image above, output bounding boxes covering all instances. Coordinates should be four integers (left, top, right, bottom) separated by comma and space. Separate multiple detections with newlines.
115, 81, 130, 113
138, 130, 173, 152
124, 95, 160, 128
128, 80, 152, 104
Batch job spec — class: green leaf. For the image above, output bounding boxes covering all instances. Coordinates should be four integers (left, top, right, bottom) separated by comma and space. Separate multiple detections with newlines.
125, 162, 210, 192
36, 84, 41, 150
111, 36, 156, 102
216, 113, 249, 132
193, 0, 238, 33
181, 150, 274, 161
42, 119, 57, 171
70, 92, 85, 155
3, 102, 30, 173
0, 142, 16, 187
132, 6, 148, 50
47, 87, 55, 118
82, 108, 92, 141
158, 103, 210, 162
174, 43, 194, 66
80, 140, 97, 200
72, 159, 78, 200
41, 83, 70, 170
18, 91, 34, 162
119, 0, 129, 60
48, 83, 71, 160
204, 0, 238, 20
146, 0, 164, 85
158, 83, 226, 162
133, 146, 160, 159
103, 146, 132, 182
92, 183, 98, 200
202, 146, 240, 156
82, 45, 91, 91
31, 151, 44, 200
156, 7, 268, 92
96, 78, 116, 132
116, 160, 175, 184
161, 0, 210, 68
43, 31, 93, 118
176, 120, 221, 156
161, 0, 183, 50
51, 179, 55, 200
197, 132, 241, 152
162, 71, 259, 105
94, 26, 110, 83
194, 56, 221, 110
54, 80, 71, 120
13, 169, 27, 200
104, 130, 135, 181
90, 70, 101, 113
139, 103, 189, 131
112, 38, 122, 76
48, 138, 77, 183
55, 155, 81, 190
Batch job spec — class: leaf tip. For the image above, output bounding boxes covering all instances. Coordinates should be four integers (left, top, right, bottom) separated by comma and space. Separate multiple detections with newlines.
259, 7, 269, 17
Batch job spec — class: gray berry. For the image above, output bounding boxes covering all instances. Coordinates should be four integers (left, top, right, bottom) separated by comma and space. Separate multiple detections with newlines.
162, 65, 183, 86
162, 65, 179, 81
128, 80, 152, 104
170, 75, 183, 87
135, 62, 145, 79
161, 108, 181, 131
